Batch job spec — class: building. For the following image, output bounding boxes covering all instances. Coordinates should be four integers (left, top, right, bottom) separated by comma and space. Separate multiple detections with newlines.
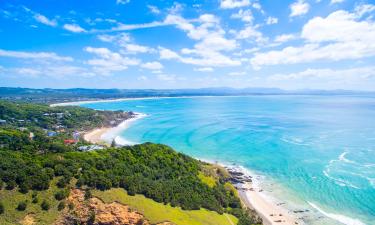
77, 145, 104, 152
0, 119, 6, 125
47, 131, 57, 137
64, 139, 77, 145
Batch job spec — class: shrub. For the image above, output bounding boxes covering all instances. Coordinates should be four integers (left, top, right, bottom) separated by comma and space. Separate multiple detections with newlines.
17, 201, 27, 211
54, 190, 68, 201
84, 189, 92, 200
41, 200, 50, 211
57, 201, 65, 211
32, 197, 39, 204
0, 202, 4, 214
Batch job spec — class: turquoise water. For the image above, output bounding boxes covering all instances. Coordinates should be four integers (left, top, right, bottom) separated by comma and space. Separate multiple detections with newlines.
80, 95, 375, 225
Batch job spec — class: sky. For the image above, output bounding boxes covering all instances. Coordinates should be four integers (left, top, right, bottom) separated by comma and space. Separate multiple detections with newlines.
0, 0, 375, 90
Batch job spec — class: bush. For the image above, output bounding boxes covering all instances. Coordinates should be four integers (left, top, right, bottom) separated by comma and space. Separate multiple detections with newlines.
6, 180, 16, 190
57, 201, 65, 211
17, 201, 27, 211
54, 190, 68, 201
0, 202, 4, 214
84, 189, 92, 200
41, 200, 50, 211
32, 197, 39, 204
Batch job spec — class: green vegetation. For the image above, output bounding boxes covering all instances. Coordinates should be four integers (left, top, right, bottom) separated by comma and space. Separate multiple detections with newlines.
0, 179, 68, 225
93, 188, 238, 225
0, 100, 261, 224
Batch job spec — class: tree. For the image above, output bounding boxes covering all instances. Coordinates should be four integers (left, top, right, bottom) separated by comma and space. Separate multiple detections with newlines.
111, 139, 116, 147
17, 201, 27, 211
41, 200, 50, 211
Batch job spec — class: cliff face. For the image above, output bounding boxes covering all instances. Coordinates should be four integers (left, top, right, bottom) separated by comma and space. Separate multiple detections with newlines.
55, 189, 173, 225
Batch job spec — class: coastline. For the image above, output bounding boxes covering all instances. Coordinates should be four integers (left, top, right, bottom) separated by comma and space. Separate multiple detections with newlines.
80, 105, 301, 225
226, 166, 301, 225
84, 112, 147, 146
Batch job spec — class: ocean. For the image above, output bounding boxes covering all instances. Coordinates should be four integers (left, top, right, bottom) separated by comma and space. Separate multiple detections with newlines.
79, 95, 375, 225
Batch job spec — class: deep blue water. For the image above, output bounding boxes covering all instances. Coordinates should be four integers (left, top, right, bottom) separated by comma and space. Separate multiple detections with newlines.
80, 95, 375, 225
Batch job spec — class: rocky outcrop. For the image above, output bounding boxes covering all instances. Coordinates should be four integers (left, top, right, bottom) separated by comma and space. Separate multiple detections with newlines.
56, 189, 173, 225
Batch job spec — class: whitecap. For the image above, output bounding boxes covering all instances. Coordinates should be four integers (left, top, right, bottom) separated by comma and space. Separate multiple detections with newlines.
307, 202, 366, 225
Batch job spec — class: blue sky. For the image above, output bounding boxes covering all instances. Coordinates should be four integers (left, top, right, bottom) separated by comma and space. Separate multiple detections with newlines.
0, 0, 375, 90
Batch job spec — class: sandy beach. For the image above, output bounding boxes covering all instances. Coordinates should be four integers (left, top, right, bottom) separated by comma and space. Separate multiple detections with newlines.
238, 182, 300, 225
84, 113, 147, 146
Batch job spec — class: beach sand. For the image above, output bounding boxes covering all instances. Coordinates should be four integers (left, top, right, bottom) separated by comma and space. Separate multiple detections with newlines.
84, 113, 147, 146
238, 181, 300, 225
84, 127, 112, 145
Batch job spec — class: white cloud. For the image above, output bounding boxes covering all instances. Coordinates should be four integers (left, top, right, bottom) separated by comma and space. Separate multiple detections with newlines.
7, 65, 94, 78
63, 24, 86, 33
290, 0, 310, 17
159, 47, 241, 67
122, 44, 154, 54
268, 67, 375, 90
141, 61, 163, 70
331, 0, 344, 4
231, 9, 253, 23
157, 74, 176, 81
148, 5, 160, 14
34, 14, 57, 27
161, 14, 241, 67
235, 25, 267, 43
266, 16, 278, 25
138, 75, 148, 81
228, 71, 246, 76
116, 0, 130, 5
194, 67, 214, 72
220, 0, 250, 9
274, 34, 297, 43
251, 10, 375, 69
354, 3, 375, 18
85, 47, 139, 75
0, 49, 73, 61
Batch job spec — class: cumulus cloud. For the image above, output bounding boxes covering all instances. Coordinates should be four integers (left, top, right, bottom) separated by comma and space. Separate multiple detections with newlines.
266, 16, 278, 25
0, 49, 73, 61
220, 0, 250, 9
63, 24, 86, 33
34, 13, 57, 27
274, 34, 297, 43
160, 14, 241, 67
331, 0, 344, 4
116, 0, 130, 5
268, 67, 375, 90
231, 9, 253, 23
251, 9, 375, 69
290, 0, 310, 17
85, 47, 139, 74
147, 5, 160, 14
194, 67, 214, 72
141, 61, 163, 70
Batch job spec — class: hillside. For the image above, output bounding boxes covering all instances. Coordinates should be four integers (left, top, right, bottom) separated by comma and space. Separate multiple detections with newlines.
0, 100, 261, 225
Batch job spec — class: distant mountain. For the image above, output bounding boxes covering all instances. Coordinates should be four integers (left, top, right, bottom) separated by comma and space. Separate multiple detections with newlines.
0, 87, 373, 103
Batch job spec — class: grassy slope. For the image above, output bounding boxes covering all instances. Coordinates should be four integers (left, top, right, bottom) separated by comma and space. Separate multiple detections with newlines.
93, 188, 238, 225
0, 179, 62, 225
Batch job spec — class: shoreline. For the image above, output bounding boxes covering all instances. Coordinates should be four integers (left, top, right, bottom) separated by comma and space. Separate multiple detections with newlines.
83, 110, 302, 225
225, 166, 301, 225
83, 113, 147, 146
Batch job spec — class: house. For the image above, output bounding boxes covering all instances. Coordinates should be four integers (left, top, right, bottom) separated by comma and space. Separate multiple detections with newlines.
47, 131, 57, 137
72, 131, 80, 140
29, 132, 34, 140
64, 139, 77, 145
78, 145, 104, 152
0, 119, 6, 125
